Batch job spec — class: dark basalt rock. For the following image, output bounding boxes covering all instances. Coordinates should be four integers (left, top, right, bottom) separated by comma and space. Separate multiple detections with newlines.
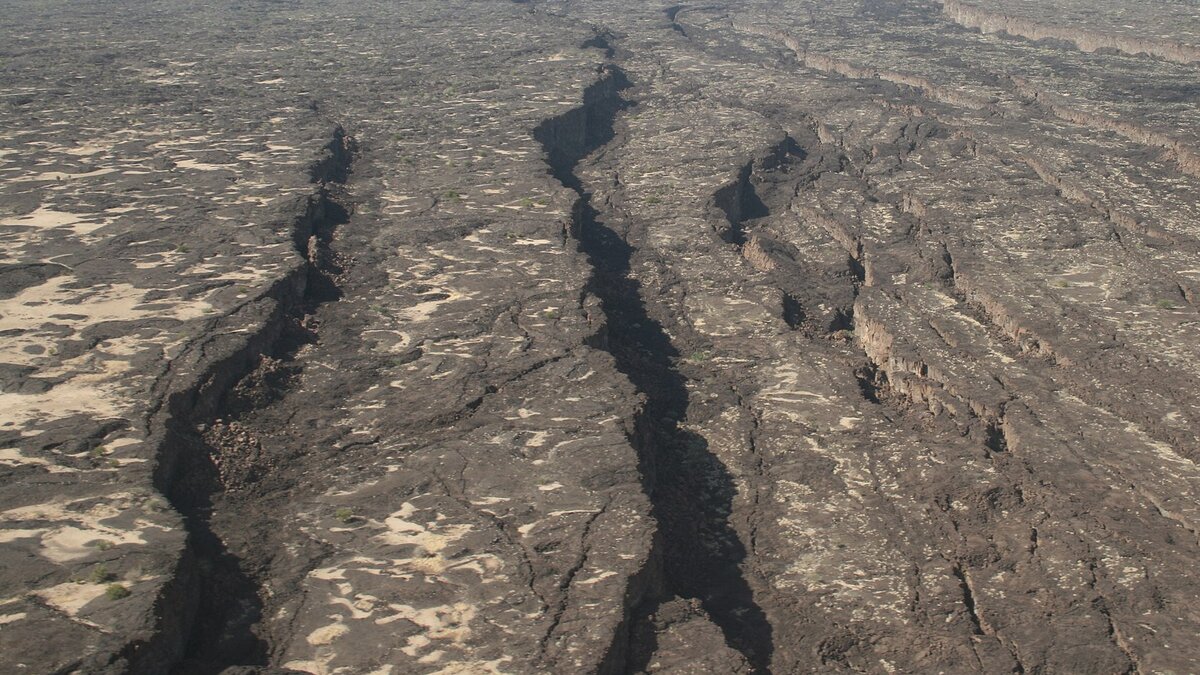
2, 1, 1200, 673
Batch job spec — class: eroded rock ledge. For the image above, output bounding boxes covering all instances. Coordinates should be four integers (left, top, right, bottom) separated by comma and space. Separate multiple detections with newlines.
942, 0, 1200, 64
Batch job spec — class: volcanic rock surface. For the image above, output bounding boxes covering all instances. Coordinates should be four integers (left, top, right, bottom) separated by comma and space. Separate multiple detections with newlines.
2, 0, 1200, 673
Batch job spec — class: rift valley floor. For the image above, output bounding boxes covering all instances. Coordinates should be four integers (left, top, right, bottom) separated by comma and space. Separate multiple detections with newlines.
2, 0, 1200, 673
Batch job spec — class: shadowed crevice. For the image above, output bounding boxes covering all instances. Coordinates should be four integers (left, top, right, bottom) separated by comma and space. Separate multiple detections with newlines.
534, 61, 775, 673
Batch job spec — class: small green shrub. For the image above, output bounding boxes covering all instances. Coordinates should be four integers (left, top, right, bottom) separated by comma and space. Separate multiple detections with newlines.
335, 507, 354, 523
105, 584, 131, 600
89, 564, 114, 584
1155, 299, 1176, 309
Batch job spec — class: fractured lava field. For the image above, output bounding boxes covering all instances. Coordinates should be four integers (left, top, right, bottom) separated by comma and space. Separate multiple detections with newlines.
2, 0, 1200, 673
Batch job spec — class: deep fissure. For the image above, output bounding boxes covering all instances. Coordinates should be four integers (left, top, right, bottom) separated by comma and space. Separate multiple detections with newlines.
155, 127, 358, 674
713, 130, 867, 338
533, 54, 775, 672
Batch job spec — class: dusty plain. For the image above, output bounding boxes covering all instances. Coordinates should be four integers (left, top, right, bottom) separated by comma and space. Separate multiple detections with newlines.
2, 0, 1200, 673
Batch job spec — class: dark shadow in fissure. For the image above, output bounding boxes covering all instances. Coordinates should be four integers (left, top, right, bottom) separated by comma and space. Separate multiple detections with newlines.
534, 65, 774, 673
166, 139, 355, 674
168, 430, 269, 674
664, 5, 689, 36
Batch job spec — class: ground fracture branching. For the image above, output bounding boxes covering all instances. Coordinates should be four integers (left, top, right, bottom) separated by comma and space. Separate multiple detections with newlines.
533, 44, 775, 673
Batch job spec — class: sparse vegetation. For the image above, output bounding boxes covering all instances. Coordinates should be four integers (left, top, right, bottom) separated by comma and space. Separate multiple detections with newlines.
105, 584, 131, 600
335, 507, 355, 523
1155, 299, 1176, 309
515, 195, 548, 208
89, 564, 114, 584
442, 189, 463, 203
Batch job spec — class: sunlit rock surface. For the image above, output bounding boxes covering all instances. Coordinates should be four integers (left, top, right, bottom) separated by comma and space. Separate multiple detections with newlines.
2, 0, 1199, 672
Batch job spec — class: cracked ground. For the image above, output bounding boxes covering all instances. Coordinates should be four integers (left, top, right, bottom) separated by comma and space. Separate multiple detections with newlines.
2, 0, 1200, 673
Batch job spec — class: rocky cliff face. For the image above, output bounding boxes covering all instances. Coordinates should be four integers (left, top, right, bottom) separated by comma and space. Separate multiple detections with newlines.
942, 0, 1200, 64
